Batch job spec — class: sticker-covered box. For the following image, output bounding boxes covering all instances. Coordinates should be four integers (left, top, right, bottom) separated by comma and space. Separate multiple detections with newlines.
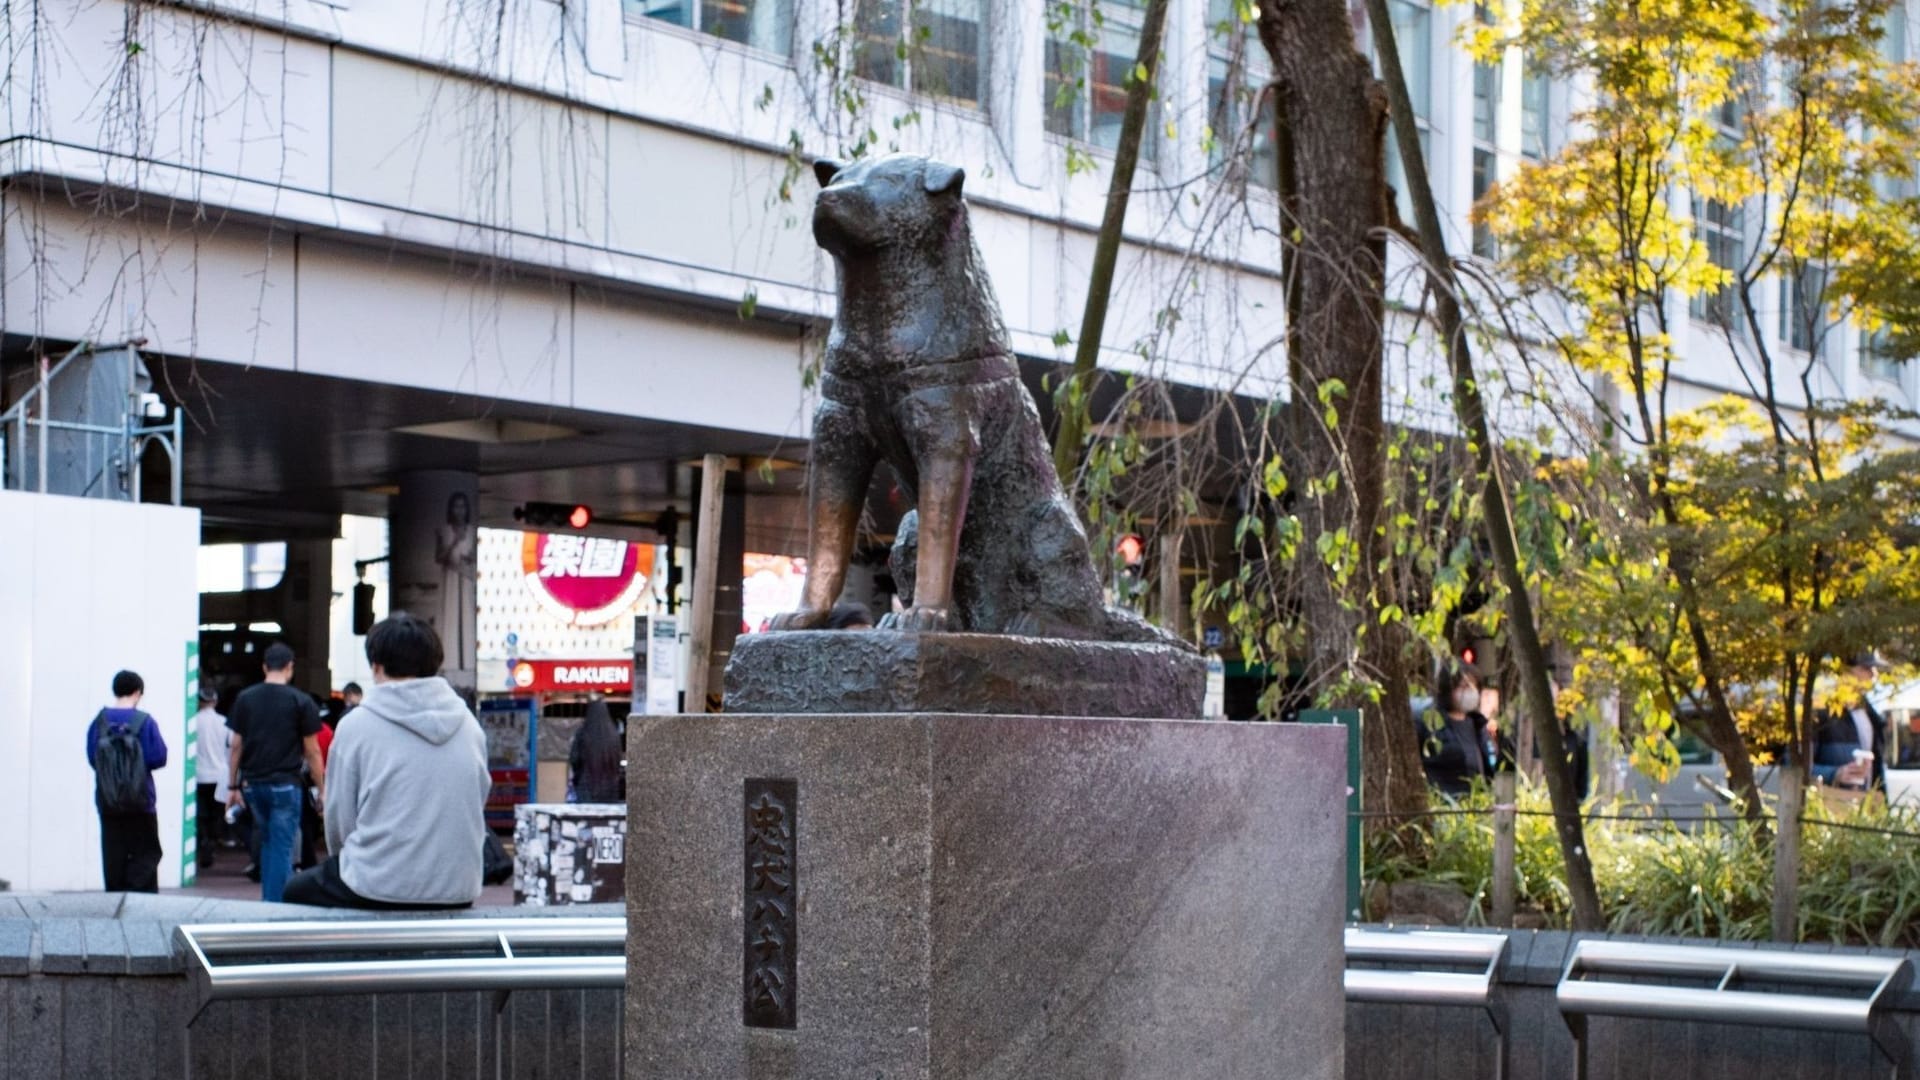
513, 802, 626, 905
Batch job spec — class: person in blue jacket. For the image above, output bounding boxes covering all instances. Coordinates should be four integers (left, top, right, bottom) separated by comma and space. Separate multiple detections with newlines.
85, 670, 169, 892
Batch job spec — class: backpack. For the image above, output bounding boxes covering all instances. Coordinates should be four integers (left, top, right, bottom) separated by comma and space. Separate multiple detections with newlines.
93, 710, 152, 814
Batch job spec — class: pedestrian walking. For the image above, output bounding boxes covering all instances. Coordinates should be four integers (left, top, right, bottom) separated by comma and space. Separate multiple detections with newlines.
284, 613, 490, 910
191, 685, 231, 869
1416, 662, 1509, 797
226, 644, 324, 902
568, 699, 625, 804
87, 670, 169, 893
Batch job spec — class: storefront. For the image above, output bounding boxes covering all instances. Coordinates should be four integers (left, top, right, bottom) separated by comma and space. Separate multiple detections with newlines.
476, 529, 659, 818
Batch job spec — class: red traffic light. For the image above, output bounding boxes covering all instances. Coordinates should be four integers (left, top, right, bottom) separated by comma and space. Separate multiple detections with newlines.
1116, 533, 1145, 566
1461, 645, 1478, 667
514, 502, 596, 530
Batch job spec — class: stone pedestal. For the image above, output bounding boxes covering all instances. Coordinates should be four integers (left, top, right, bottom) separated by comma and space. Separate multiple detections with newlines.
724, 631, 1206, 719
625, 713, 1345, 1080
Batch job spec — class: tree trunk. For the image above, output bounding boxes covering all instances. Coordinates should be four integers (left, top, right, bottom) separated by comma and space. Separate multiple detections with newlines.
1257, 0, 1428, 829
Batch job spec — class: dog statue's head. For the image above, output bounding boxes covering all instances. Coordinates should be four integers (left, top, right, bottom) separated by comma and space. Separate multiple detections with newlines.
812, 154, 967, 259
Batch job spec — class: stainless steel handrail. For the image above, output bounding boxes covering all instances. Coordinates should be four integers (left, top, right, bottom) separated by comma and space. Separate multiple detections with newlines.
1558, 939, 1913, 1080
183, 917, 624, 955
176, 918, 626, 1018
1344, 928, 1509, 1080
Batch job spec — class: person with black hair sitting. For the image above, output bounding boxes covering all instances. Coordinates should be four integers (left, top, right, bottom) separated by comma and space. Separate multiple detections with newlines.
284, 612, 490, 909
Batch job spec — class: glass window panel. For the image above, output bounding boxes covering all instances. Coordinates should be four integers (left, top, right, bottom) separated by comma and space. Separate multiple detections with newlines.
1472, 147, 1497, 257
1206, 3, 1271, 187
1045, 36, 1084, 137
1472, 61, 1499, 145
1520, 60, 1550, 159
1864, 328, 1904, 381
628, 0, 694, 28
701, 0, 792, 53
1383, 124, 1428, 223
628, 0, 791, 53
1089, 23, 1143, 152
1780, 265, 1826, 352
1047, 3, 1155, 159
1388, 0, 1431, 122
910, 0, 985, 104
1691, 198, 1743, 324
855, 0, 905, 88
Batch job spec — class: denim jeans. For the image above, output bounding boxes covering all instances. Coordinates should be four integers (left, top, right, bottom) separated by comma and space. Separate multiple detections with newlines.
244, 782, 302, 903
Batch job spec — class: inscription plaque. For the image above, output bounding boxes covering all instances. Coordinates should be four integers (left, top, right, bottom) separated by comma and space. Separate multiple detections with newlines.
743, 778, 798, 1029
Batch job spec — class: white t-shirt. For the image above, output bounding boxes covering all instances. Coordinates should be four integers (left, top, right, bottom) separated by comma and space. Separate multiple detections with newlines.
1852, 707, 1875, 759
193, 706, 232, 800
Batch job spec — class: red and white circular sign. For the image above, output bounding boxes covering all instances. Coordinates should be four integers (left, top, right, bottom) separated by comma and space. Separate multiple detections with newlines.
520, 533, 653, 626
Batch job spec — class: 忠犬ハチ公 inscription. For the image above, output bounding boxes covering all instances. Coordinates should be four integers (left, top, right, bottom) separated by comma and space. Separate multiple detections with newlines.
743, 778, 797, 1029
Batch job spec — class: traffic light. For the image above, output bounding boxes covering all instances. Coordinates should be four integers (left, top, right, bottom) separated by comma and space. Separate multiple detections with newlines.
352, 581, 376, 636
1460, 635, 1497, 674
515, 502, 593, 529
1115, 533, 1147, 605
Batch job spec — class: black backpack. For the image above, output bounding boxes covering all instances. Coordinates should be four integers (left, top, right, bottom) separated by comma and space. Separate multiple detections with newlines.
93, 710, 152, 813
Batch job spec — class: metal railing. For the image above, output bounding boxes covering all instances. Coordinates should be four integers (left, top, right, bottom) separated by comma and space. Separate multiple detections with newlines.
0, 339, 181, 505
175, 917, 625, 1017
1345, 927, 1509, 1079
1558, 939, 1913, 1080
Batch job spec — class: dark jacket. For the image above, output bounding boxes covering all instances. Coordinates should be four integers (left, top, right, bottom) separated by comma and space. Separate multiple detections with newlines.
1812, 700, 1887, 790
1417, 709, 1507, 797
568, 703, 625, 804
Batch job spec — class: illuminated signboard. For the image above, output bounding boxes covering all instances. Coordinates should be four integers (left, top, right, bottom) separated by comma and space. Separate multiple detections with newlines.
520, 533, 653, 627
509, 659, 635, 694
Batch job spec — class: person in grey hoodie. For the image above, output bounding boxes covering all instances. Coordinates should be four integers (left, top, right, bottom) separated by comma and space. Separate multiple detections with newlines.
283, 612, 491, 909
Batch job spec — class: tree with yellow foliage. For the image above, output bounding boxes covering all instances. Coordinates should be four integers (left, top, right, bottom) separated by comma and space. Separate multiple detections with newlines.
1475, 0, 1920, 823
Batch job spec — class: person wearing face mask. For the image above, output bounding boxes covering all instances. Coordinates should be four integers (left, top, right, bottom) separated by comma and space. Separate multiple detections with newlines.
1418, 663, 1507, 797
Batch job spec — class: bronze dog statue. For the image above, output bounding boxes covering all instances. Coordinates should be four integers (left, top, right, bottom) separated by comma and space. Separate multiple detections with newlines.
772, 153, 1177, 645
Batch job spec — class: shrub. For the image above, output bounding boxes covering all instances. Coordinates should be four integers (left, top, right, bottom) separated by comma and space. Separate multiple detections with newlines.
1366, 777, 1920, 946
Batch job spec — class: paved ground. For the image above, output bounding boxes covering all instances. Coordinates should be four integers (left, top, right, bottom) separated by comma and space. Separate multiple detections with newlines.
172, 847, 519, 906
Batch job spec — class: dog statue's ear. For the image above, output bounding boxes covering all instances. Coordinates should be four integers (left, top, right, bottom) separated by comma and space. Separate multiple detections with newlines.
923, 161, 966, 197
814, 158, 846, 188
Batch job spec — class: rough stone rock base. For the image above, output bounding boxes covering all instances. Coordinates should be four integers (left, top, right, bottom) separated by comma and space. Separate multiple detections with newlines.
624, 713, 1345, 1080
722, 631, 1205, 718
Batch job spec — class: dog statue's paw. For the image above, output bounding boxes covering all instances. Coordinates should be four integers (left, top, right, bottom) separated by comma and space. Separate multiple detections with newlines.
769, 608, 831, 631
878, 606, 950, 632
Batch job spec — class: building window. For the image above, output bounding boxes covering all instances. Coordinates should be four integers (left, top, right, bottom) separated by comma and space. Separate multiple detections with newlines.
1691, 80, 1747, 326
1779, 264, 1827, 353
1863, 327, 1906, 383
1470, 4, 1499, 257
1691, 197, 1743, 325
1046, 0, 1156, 160
1208, 0, 1278, 189
853, 0, 988, 106
1370, 0, 1431, 222
625, 0, 794, 56
1520, 56, 1550, 161
1875, 4, 1917, 202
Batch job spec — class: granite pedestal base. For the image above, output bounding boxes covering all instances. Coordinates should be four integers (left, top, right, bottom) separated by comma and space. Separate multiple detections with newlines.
625, 713, 1345, 1080
724, 631, 1206, 718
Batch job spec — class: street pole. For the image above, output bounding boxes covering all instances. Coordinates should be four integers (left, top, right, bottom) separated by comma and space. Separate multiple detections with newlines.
684, 453, 728, 714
